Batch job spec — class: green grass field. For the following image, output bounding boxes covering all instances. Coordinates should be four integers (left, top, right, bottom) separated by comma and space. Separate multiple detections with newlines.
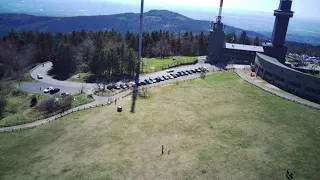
142, 56, 196, 73
66, 72, 93, 83
72, 93, 95, 107
286, 57, 295, 62
0, 87, 47, 127
0, 90, 94, 127
0, 72, 319, 180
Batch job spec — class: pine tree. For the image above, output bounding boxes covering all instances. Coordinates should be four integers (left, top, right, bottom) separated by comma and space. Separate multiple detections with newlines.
254, 36, 260, 46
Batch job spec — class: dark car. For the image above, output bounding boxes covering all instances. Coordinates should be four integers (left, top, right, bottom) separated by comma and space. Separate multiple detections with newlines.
162, 75, 169, 80
141, 81, 147, 85
107, 85, 113, 90
50, 88, 60, 94
155, 77, 161, 82
178, 71, 183, 76
171, 73, 177, 78
192, 69, 197, 73
149, 77, 157, 83
181, 71, 188, 75
146, 79, 153, 84
176, 73, 181, 77
137, 82, 142, 86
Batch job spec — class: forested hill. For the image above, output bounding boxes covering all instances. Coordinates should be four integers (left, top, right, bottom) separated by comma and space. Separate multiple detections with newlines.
0, 10, 267, 39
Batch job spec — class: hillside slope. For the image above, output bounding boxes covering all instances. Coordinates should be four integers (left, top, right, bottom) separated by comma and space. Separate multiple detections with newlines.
0, 10, 267, 39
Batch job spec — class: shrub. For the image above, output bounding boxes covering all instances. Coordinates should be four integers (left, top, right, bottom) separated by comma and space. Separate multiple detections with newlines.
36, 98, 57, 113
57, 95, 73, 112
0, 96, 7, 117
30, 96, 38, 107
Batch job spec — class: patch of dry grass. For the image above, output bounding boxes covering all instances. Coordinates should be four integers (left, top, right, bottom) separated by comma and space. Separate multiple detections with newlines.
0, 72, 319, 180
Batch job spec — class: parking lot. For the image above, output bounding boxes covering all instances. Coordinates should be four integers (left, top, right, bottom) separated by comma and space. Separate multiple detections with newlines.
108, 67, 210, 91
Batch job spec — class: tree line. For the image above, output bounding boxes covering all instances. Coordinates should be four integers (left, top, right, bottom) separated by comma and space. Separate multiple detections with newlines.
1, 29, 320, 83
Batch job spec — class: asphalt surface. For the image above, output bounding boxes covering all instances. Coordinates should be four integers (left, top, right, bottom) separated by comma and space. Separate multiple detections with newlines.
24, 56, 225, 95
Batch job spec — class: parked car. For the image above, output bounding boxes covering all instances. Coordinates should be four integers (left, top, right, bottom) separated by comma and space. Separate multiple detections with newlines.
203, 66, 209, 71
172, 74, 177, 78
126, 83, 132, 88
43, 87, 54, 93
132, 83, 137, 87
141, 81, 147, 85
168, 74, 174, 79
149, 77, 157, 83
107, 85, 113, 90
166, 69, 174, 73
186, 70, 192, 74
197, 68, 202, 72
61, 92, 69, 96
145, 79, 152, 84
113, 84, 121, 90
176, 73, 181, 77
37, 74, 43, 79
120, 84, 127, 89
50, 88, 60, 94
137, 82, 142, 86
162, 75, 169, 80
158, 76, 164, 81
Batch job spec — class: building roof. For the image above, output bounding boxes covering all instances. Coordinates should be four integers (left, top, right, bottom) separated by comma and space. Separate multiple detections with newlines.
224, 43, 264, 52
256, 53, 320, 79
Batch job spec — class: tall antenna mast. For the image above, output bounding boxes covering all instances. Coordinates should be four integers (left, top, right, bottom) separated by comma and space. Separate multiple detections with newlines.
217, 0, 224, 23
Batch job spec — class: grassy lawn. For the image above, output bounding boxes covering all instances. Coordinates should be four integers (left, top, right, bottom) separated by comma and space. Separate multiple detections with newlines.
0, 90, 94, 127
66, 72, 93, 83
0, 87, 47, 127
0, 72, 319, 180
142, 56, 196, 73
72, 93, 95, 107
286, 57, 295, 62
94, 90, 117, 97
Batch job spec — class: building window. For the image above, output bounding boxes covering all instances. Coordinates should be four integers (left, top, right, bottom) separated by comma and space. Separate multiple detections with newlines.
275, 76, 284, 83
289, 81, 301, 88
265, 71, 272, 77
307, 87, 320, 95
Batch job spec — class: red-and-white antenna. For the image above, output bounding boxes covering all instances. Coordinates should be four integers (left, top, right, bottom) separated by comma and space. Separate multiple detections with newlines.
217, 0, 224, 22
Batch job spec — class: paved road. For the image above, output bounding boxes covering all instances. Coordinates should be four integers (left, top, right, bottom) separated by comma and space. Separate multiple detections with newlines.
1, 71, 219, 132
26, 57, 218, 95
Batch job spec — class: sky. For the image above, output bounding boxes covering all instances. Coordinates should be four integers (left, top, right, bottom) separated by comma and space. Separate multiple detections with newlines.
106, 0, 318, 19
0, 0, 319, 20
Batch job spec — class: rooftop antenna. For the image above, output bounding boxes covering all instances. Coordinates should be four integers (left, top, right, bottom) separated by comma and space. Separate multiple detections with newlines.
217, 0, 224, 23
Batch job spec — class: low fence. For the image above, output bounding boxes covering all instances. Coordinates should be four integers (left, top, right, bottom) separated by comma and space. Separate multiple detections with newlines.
0, 69, 236, 133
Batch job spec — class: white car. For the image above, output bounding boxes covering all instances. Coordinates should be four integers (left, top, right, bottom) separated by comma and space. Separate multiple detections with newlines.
166, 69, 174, 73
43, 87, 54, 93
37, 74, 43, 79
168, 74, 174, 79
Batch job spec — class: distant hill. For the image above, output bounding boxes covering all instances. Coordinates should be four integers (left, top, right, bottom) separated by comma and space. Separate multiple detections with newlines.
0, 10, 267, 39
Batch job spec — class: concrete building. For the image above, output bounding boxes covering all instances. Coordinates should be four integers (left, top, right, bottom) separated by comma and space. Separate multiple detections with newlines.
207, 0, 267, 65
207, 0, 320, 104
255, 53, 320, 103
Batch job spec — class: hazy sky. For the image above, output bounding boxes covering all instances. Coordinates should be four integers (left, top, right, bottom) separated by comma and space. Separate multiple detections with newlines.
1, 0, 319, 19
105, 0, 317, 18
